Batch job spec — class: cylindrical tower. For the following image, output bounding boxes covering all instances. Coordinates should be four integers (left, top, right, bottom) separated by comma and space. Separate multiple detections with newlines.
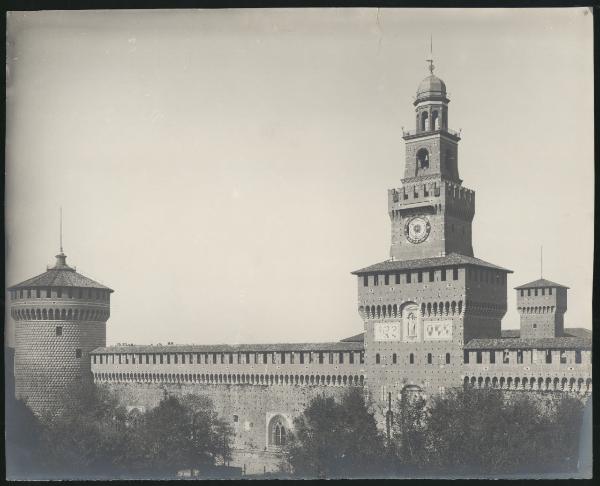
7, 251, 113, 415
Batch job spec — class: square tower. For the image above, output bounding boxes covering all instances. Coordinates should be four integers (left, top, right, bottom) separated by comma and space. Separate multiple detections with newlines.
515, 278, 568, 338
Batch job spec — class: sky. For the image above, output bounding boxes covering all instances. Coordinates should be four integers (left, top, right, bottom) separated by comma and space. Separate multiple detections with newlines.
5, 8, 594, 347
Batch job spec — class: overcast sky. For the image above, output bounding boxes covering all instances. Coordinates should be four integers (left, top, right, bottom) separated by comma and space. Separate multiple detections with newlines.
5, 8, 593, 347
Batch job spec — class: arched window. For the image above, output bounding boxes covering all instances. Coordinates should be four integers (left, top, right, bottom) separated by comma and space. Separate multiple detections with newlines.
269, 416, 288, 446
445, 353, 451, 364
375, 353, 380, 364
409, 353, 414, 364
420, 111, 429, 131
432, 111, 439, 130
427, 353, 432, 364
416, 148, 429, 170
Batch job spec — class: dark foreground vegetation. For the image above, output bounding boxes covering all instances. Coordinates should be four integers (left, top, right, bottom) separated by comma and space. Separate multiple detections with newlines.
285, 387, 585, 478
6, 383, 585, 479
6, 382, 234, 479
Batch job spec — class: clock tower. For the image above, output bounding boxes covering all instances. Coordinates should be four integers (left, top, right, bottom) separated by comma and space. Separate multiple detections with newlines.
389, 62, 474, 261
353, 59, 511, 413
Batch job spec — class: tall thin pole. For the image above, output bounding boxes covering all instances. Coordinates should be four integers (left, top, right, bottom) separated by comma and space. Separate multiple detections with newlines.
60, 207, 63, 253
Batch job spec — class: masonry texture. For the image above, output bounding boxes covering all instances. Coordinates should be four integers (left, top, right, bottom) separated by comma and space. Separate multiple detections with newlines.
8, 64, 592, 475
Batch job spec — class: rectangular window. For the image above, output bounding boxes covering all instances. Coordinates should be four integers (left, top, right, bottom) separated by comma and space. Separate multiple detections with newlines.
490, 351, 496, 364
212, 354, 217, 364
384, 274, 389, 285
246, 353, 251, 364
229, 354, 233, 364
453, 268, 459, 280
300, 353, 305, 364
221, 353, 225, 364
418, 272, 423, 283
349, 352, 354, 364
182, 354, 186, 364
429, 270, 435, 282
36, 289, 41, 298
160, 354, 163, 364
560, 351, 567, 364
463, 351, 469, 364
339, 352, 344, 364
535, 289, 538, 296
281, 352, 286, 364
476, 351, 482, 364
173, 354, 177, 364
57, 288, 62, 298
575, 350, 582, 364
549, 288, 553, 295
517, 350, 523, 364
545, 350, 552, 364
503, 350, 510, 364
153, 354, 157, 364
406, 273, 412, 283
290, 353, 295, 364
359, 352, 365, 364
263, 353, 268, 364
329, 352, 334, 364
363, 276, 368, 287
542, 288, 545, 296
441, 269, 447, 281
166, 354, 170, 364
374, 275, 379, 286
395, 274, 400, 284
318, 352, 324, 364
56, 326, 63, 336
75, 349, 82, 358
93, 355, 97, 364
520, 289, 524, 297
309, 352, 314, 363
528, 289, 531, 296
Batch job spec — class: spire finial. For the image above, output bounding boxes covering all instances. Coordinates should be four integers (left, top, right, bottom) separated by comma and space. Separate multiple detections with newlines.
426, 35, 434, 74
60, 207, 63, 254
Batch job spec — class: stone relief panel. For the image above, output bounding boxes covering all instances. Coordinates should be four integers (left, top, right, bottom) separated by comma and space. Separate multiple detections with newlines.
424, 320, 453, 341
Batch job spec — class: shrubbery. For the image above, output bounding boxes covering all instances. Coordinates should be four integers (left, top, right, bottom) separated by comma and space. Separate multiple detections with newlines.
5, 383, 234, 480
286, 387, 585, 478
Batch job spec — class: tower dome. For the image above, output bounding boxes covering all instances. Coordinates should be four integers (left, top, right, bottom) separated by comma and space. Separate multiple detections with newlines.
415, 73, 449, 105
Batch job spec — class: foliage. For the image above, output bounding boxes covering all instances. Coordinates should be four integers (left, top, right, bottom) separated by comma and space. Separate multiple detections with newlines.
5, 383, 234, 479
392, 387, 586, 476
286, 388, 387, 478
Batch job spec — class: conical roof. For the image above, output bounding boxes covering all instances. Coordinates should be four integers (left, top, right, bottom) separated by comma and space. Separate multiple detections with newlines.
8, 253, 113, 291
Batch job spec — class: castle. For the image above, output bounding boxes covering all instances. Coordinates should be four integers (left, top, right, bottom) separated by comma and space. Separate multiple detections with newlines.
8, 62, 592, 474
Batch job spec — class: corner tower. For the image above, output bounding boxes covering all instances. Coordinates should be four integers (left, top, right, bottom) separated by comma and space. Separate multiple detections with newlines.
515, 278, 568, 339
390, 62, 474, 260
8, 250, 113, 415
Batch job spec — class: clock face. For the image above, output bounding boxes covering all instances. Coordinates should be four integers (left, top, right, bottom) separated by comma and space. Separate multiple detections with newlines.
405, 216, 431, 244
374, 322, 401, 342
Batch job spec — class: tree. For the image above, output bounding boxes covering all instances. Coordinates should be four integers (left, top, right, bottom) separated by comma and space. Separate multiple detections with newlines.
138, 394, 234, 477
286, 389, 387, 478
5, 396, 47, 479
392, 387, 586, 476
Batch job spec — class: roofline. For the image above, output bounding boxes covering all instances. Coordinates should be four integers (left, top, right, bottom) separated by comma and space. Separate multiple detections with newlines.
351, 262, 513, 275
91, 342, 365, 354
